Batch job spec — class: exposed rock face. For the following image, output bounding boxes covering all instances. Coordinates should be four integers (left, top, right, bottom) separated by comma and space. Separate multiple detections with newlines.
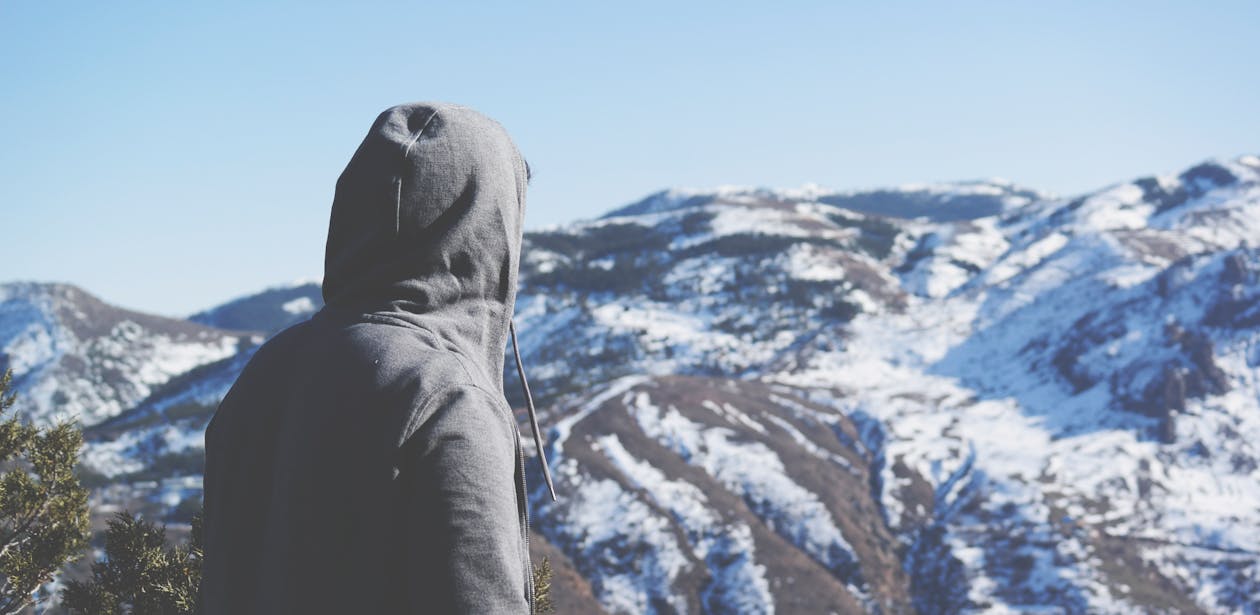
531, 376, 916, 614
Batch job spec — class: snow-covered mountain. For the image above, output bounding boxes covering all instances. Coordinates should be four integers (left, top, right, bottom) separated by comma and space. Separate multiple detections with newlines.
509, 157, 1260, 613
4, 156, 1260, 613
0, 282, 250, 426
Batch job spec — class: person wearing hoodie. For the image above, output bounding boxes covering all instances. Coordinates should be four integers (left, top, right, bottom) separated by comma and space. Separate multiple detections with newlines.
201, 102, 553, 614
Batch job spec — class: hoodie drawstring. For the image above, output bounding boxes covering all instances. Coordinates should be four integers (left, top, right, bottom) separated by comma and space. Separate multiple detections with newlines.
509, 320, 557, 502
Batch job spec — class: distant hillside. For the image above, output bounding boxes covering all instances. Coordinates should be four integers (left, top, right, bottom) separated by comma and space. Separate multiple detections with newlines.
0, 282, 249, 425
189, 280, 322, 336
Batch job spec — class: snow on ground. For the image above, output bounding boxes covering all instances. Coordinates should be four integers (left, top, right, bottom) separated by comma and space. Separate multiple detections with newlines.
768, 161, 1260, 612
629, 390, 866, 596
540, 473, 694, 615
1, 284, 243, 426
281, 296, 316, 315
597, 434, 775, 615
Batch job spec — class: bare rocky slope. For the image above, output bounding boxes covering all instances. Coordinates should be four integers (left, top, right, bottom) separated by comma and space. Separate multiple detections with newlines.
3, 156, 1259, 613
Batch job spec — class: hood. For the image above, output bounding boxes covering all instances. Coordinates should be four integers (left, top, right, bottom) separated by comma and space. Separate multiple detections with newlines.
322, 102, 529, 392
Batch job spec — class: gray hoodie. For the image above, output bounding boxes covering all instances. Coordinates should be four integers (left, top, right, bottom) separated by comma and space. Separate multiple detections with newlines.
202, 103, 536, 613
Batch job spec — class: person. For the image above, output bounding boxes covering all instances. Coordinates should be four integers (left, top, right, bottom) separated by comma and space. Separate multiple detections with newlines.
201, 102, 553, 614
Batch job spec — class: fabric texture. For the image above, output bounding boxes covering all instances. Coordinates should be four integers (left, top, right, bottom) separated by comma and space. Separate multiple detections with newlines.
201, 102, 533, 614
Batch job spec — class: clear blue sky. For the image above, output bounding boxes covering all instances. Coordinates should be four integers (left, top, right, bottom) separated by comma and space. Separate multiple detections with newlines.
2, 1, 1257, 317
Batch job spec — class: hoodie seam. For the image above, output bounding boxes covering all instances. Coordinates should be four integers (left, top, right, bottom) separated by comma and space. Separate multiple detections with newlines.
402, 110, 439, 157
360, 313, 507, 388
357, 313, 459, 350
394, 382, 531, 611
397, 109, 440, 239
394, 177, 402, 237
401, 382, 512, 444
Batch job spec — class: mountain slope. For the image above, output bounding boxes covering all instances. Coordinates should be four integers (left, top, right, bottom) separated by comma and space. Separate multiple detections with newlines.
4, 158, 1258, 613
0, 282, 249, 426
188, 281, 322, 336
510, 157, 1260, 613
531, 375, 914, 614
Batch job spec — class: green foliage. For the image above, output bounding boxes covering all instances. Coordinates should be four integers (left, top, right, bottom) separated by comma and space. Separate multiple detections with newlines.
62, 512, 202, 615
0, 369, 90, 615
533, 556, 554, 614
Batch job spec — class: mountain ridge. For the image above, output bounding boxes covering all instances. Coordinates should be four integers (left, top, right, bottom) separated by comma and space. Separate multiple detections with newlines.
3, 154, 1258, 613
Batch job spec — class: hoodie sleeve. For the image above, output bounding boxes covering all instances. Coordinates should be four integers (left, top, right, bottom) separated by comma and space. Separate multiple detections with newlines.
398, 384, 530, 614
